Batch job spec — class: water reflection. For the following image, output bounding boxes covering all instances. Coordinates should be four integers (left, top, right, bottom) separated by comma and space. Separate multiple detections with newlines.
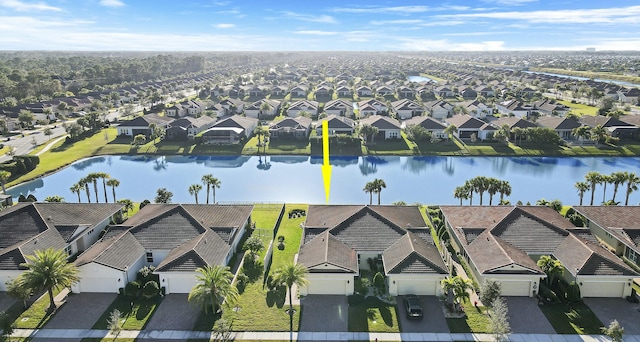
71, 157, 106, 171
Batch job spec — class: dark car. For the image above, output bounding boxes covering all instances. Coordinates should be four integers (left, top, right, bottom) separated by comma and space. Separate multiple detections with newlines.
404, 294, 423, 319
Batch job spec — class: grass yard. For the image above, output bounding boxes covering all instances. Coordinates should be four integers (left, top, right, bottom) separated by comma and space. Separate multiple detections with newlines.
252, 204, 284, 230
271, 204, 306, 268
266, 139, 311, 154
11, 288, 64, 329
445, 298, 490, 333
91, 296, 161, 330
538, 302, 603, 334
348, 296, 400, 333
557, 100, 599, 116
363, 137, 413, 155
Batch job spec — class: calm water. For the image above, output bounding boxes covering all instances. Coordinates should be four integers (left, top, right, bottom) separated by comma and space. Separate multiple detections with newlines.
8, 155, 640, 206
523, 70, 640, 88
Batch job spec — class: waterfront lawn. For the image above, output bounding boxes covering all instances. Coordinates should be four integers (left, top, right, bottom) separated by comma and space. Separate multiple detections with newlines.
266, 139, 311, 154
557, 100, 599, 116
92, 296, 161, 330
348, 296, 400, 333
538, 302, 603, 334
271, 204, 307, 268
363, 138, 413, 155
445, 298, 490, 333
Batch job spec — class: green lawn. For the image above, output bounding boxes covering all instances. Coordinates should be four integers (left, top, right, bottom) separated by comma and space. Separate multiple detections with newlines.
557, 100, 599, 116
445, 298, 490, 333
348, 296, 400, 333
266, 139, 311, 154
272, 204, 307, 268
252, 204, 284, 230
539, 302, 603, 334
91, 296, 161, 330
10, 288, 66, 329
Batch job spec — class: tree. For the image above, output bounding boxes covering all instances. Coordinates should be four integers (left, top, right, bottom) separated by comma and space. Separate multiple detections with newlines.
106, 178, 120, 202
0, 310, 14, 338
453, 186, 469, 206
479, 279, 502, 308
188, 265, 238, 315
43, 127, 53, 141
44, 195, 65, 202
489, 297, 511, 342
87, 172, 102, 203
254, 125, 269, 153
243, 236, 265, 261
372, 178, 386, 205
132, 134, 146, 148
210, 177, 221, 204
494, 124, 510, 144
498, 180, 512, 203
487, 177, 500, 205
537, 255, 563, 287
117, 199, 134, 214
624, 172, 639, 206
6, 276, 33, 309
441, 276, 474, 313
18, 109, 35, 129
358, 124, 379, 144
154, 187, 173, 203
107, 309, 124, 340
0, 170, 10, 194
444, 124, 457, 140
590, 125, 607, 145
601, 319, 624, 342
80, 177, 92, 203
271, 263, 309, 339
610, 172, 627, 203
20, 248, 80, 311
363, 181, 376, 205
70, 183, 83, 203
188, 184, 203, 204
585, 171, 602, 206
465, 180, 475, 205
575, 181, 590, 206
201, 174, 214, 204
600, 173, 611, 204
473, 176, 490, 205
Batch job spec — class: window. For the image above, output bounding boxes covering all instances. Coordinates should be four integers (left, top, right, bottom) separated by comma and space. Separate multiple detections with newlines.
64, 245, 72, 256
389, 131, 398, 138
146, 252, 154, 263
626, 248, 638, 265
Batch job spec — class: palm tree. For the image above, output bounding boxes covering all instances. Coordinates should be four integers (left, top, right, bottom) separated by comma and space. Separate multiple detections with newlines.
590, 125, 607, 145
572, 126, 590, 145
372, 178, 386, 205
625, 172, 640, 206
20, 248, 79, 311
610, 172, 627, 203
271, 263, 309, 338
358, 124, 379, 144
70, 183, 83, 203
363, 181, 376, 205
600, 174, 611, 204
487, 178, 500, 205
80, 177, 91, 203
188, 265, 238, 315
106, 178, 120, 202
585, 171, 602, 205
87, 172, 101, 203
444, 124, 457, 141
0, 170, 10, 194
441, 276, 474, 313
95, 172, 110, 203
575, 181, 590, 205
210, 177, 221, 204
453, 186, 469, 206
189, 184, 203, 204
473, 176, 490, 205
465, 180, 474, 205
537, 255, 563, 286
201, 174, 214, 204
254, 125, 268, 152
498, 180, 512, 203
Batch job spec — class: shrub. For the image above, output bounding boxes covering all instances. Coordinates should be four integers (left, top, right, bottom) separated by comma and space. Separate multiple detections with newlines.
142, 280, 160, 299
136, 265, 157, 284
139, 199, 150, 209
355, 277, 370, 296
348, 294, 365, 306
567, 281, 581, 303
372, 272, 385, 293
125, 281, 141, 298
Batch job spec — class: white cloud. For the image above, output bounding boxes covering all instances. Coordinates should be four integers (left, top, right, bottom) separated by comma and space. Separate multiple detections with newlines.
282, 11, 336, 24
99, 0, 125, 7
397, 38, 506, 51
370, 19, 424, 25
331, 6, 430, 14
0, 0, 61, 12
214, 23, 235, 29
293, 30, 338, 36
482, 0, 537, 5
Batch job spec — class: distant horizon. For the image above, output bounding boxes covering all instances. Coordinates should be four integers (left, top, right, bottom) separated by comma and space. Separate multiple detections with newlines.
1, 0, 640, 51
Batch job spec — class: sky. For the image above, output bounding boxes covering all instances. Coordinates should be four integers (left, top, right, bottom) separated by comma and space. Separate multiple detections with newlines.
1, 0, 640, 51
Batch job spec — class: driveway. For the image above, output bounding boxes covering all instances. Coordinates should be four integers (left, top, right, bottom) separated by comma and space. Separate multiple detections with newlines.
396, 296, 449, 333
503, 297, 555, 334
299, 295, 348, 332
0, 292, 17, 312
145, 294, 201, 331
584, 298, 640, 335
44, 293, 117, 329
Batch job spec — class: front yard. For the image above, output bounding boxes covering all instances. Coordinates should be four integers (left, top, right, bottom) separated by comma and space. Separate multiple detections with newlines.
538, 301, 603, 334
91, 296, 161, 330
348, 295, 401, 333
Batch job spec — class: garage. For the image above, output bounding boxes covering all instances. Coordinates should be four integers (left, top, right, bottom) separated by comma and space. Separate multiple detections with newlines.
160, 273, 197, 294
388, 276, 443, 296
74, 277, 120, 293
580, 281, 625, 298
498, 280, 532, 296
302, 275, 354, 295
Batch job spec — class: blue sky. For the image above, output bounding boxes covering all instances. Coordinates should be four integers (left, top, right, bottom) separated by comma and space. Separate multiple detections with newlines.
1, 0, 639, 51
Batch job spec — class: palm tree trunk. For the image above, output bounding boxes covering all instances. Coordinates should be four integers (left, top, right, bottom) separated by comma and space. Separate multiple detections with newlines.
369, 192, 372, 205
206, 186, 210, 204
213, 188, 216, 204
590, 187, 596, 205
85, 184, 91, 203
195, 194, 199, 204
76, 192, 81, 203
579, 194, 583, 206
625, 188, 631, 206
112, 187, 117, 202
48, 288, 55, 311
103, 181, 109, 203
288, 285, 293, 342
377, 191, 381, 205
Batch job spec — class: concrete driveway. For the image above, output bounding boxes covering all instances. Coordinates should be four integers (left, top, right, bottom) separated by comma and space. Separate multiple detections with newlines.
299, 295, 348, 332
44, 293, 117, 329
145, 294, 201, 331
503, 297, 555, 334
396, 296, 449, 333
584, 298, 640, 335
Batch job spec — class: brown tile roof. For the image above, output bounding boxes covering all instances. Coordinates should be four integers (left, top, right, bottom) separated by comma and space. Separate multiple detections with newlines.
298, 231, 358, 273
156, 229, 229, 272
554, 234, 636, 276
34, 203, 124, 226
383, 232, 447, 274
490, 207, 569, 254
75, 231, 145, 271
466, 231, 543, 274
573, 206, 640, 230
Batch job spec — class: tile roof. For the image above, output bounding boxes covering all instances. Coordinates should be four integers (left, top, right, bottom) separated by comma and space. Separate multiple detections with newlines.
465, 231, 543, 274
34, 203, 124, 226
536, 116, 582, 130
298, 231, 358, 273
0, 203, 51, 249
359, 115, 401, 130
156, 229, 229, 272
573, 206, 640, 230
446, 114, 486, 129
403, 116, 446, 130
490, 207, 569, 254
75, 231, 145, 271
554, 234, 636, 277
330, 208, 406, 251
382, 232, 447, 274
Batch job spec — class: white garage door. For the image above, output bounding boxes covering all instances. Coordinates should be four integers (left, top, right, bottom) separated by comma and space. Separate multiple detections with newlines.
397, 280, 437, 295
80, 277, 119, 293
580, 282, 624, 298
306, 279, 347, 295
500, 281, 531, 296
166, 277, 197, 294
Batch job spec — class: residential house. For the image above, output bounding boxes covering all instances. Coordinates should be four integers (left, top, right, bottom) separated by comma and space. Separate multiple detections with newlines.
359, 115, 402, 140
376, 86, 394, 97
356, 86, 373, 97
287, 100, 319, 117
165, 100, 205, 118
271, 85, 287, 97
268, 116, 312, 140
536, 116, 582, 140
73, 204, 253, 294
397, 86, 415, 99
316, 114, 356, 136
0, 202, 124, 290
402, 116, 447, 139
390, 99, 424, 120
459, 87, 478, 100
581, 115, 638, 140
357, 99, 387, 117
298, 205, 447, 296
165, 116, 217, 141
440, 206, 637, 297
218, 98, 245, 116
618, 88, 640, 104
491, 116, 537, 141
247, 85, 266, 98
314, 84, 333, 98
324, 99, 354, 118
460, 100, 492, 118
244, 99, 281, 118
290, 85, 308, 98
445, 114, 496, 140
434, 86, 455, 98
474, 86, 495, 97
200, 115, 258, 144
116, 114, 173, 137
518, 87, 536, 98
336, 85, 353, 98
496, 100, 532, 118
533, 99, 571, 116
424, 100, 453, 120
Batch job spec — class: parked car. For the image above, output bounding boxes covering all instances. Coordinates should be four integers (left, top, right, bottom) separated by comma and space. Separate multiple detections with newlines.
404, 294, 423, 319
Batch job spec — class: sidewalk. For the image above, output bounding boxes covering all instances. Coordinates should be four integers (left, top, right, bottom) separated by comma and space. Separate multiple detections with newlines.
11, 329, 637, 341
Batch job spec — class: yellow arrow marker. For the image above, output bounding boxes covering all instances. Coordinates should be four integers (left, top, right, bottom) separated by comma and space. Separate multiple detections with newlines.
321, 120, 332, 203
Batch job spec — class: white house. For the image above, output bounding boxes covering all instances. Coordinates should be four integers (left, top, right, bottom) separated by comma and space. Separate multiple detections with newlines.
359, 115, 402, 140
287, 100, 318, 117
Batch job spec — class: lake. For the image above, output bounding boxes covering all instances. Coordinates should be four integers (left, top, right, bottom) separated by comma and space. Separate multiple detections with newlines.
8, 155, 640, 206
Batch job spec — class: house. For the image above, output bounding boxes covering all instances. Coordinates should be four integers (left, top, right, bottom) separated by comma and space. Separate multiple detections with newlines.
518, 87, 536, 98
247, 85, 266, 98
316, 115, 356, 136
314, 84, 332, 98
200, 115, 258, 144
460, 100, 492, 118
397, 86, 415, 99
440, 206, 637, 297
290, 85, 308, 98
0, 202, 124, 290
496, 100, 532, 118
376, 86, 394, 96
324, 99, 354, 118
533, 99, 570, 116
424, 100, 453, 120
402, 116, 447, 139
617, 88, 640, 104
356, 86, 372, 97
357, 99, 387, 116
287, 100, 319, 117
165, 100, 205, 118
271, 85, 287, 97
218, 98, 245, 115
244, 99, 281, 118
474, 86, 495, 97
268, 116, 312, 140
536, 116, 582, 140
298, 205, 447, 296
491, 116, 538, 141
165, 116, 217, 141
359, 115, 402, 140
73, 204, 253, 294
433, 86, 455, 98
336, 85, 352, 98
581, 115, 638, 140
390, 99, 424, 120
116, 114, 173, 137
445, 114, 496, 140
459, 87, 478, 100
